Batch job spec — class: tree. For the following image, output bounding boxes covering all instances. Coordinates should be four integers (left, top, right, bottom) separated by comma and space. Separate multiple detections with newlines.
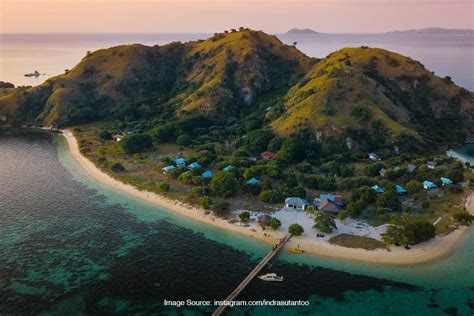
120, 133, 153, 154
376, 191, 401, 211
381, 225, 406, 245
176, 134, 192, 146
239, 211, 250, 222
268, 218, 281, 230
404, 220, 436, 244
258, 189, 283, 203
200, 196, 212, 209
288, 223, 304, 236
447, 168, 464, 183
306, 205, 315, 215
346, 200, 366, 217
453, 211, 474, 225
152, 124, 175, 142
405, 180, 422, 194
210, 171, 237, 197
98, 130, 112, 140
313, 212, 337, 233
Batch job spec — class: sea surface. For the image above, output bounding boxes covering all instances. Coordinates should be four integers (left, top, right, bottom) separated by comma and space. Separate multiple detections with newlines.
0, 33, 473, 91
0, 130, 473, 315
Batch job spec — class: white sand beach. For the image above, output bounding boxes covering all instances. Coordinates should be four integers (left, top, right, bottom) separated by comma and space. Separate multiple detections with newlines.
62, 129, 474, 265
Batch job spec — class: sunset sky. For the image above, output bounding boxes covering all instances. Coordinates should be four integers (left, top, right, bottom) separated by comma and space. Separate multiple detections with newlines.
1, 0, 472, 34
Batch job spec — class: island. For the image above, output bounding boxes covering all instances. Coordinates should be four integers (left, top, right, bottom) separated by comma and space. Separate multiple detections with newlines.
385, 27, 474, 35
1, 29, 473, 264
286, 28, 321, 35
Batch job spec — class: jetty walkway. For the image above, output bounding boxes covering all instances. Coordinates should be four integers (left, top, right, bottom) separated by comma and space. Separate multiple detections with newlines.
212, 234, 292, 316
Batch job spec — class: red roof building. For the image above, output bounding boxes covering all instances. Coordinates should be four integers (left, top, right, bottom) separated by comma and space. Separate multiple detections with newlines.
261, 151, 277, 160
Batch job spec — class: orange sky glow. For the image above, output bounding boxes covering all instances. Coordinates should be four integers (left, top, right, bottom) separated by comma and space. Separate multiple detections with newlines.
1, 0, 473, 33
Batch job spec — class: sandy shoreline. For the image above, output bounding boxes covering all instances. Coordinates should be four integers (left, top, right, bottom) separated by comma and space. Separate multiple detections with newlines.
61, 129, 473, 265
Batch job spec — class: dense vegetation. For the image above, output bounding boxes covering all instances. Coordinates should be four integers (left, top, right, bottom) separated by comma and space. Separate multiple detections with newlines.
2, 29, 472, 248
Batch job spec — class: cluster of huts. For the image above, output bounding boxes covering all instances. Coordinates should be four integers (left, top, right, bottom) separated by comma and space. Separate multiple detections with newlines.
160, 151, 279, 181
284, 194, 344, 214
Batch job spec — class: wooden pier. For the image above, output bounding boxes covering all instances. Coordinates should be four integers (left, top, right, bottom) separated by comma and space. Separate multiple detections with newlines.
212, 234, 292, 316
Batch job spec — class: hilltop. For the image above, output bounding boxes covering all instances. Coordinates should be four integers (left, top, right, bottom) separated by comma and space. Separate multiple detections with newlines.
0, 29, 473, 152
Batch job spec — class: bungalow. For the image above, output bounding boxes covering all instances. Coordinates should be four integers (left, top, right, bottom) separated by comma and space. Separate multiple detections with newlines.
188, 162, 201, 169
261, 151, 277, 160
369, 153, 381, 161
407, 164, 417, 173
440, 177, 453, 186
223, 164, 234, 172
201, 170, 213, 179
174, 158, 186, 167
162, 165, 176, 174
314, 194, 343, 207
395, 185, 407, 195
423, 180, 438, 190
427, 161, 437, 170
371, 185, 384, 193
318, 199, 341, 214
246, 177, 260, 185
113, 133, 125, 142
379, 168, 387, 177
284, 197, 308, 210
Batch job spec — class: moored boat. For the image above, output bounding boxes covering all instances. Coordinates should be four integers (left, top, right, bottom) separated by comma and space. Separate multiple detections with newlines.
258, 273, 284, 282
288, 246, 304, 254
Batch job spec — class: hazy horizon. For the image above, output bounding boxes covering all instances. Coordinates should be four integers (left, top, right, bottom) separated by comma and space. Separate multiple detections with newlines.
1, 0, 472, 34
1, 27, 473, 35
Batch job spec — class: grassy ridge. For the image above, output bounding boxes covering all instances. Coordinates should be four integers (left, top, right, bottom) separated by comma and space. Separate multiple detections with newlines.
0, 30, 472, 150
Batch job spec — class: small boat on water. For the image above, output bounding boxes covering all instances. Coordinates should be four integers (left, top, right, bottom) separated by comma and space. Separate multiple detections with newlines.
258, 273, 284, 282
288, 246, 304, 254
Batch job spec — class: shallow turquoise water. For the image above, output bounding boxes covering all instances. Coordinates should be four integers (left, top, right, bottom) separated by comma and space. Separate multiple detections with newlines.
0, 131, 473, 315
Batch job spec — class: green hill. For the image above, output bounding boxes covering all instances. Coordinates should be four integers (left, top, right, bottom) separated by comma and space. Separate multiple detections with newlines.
0, 29, 472, 151
273, 47, 473, 148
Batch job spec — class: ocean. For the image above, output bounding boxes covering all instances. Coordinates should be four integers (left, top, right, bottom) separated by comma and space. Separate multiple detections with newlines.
0, 130, 473, 315
0, 33, 473, 91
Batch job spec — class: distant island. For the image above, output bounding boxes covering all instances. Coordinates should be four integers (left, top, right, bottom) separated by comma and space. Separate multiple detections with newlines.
385, 27, 474, 35
286, 28, 321, 35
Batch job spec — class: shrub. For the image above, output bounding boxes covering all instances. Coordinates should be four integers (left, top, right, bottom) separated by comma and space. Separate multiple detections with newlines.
212, 199, 230, 214
453, 211, 474, 225
239, 211, 250, 222
405, 180, 422, 194
157, 182, 170, 192
200, 196, 213, 209
110, 162, 125, 172
338, 210, 347, 221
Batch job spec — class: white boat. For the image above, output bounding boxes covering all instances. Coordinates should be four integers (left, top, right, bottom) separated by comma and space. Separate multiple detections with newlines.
258, 273, 284, 282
